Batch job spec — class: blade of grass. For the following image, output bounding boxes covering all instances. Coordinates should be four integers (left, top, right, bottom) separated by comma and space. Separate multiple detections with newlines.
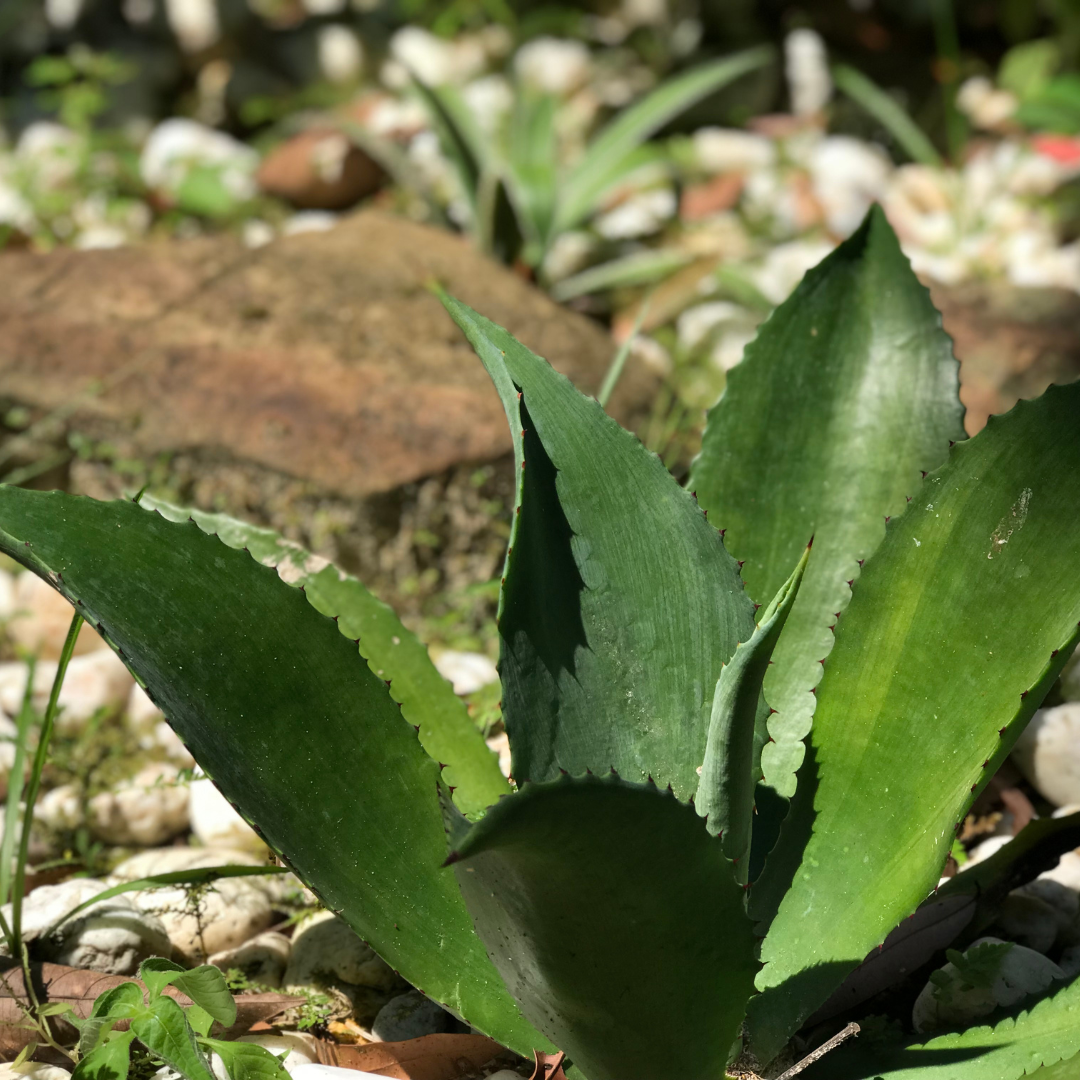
550, 249, 693, 302
598, 297, 651, 409
832, 64, 944, 167
929, 0, 967, 161
10, 612, 82, 958
0, 657, 36, 928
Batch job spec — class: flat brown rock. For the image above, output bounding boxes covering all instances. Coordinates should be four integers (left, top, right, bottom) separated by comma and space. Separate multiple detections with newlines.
0, 211, 653, 499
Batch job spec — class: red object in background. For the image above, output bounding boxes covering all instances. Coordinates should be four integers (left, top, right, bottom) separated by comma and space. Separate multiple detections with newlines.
1032, 134, 1080, 164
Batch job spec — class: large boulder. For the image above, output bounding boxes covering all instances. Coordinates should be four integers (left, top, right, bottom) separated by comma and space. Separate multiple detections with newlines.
0, 210, 653, 500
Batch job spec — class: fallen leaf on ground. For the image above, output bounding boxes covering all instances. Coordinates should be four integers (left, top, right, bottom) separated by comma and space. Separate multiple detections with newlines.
316, 1034, 519, 1079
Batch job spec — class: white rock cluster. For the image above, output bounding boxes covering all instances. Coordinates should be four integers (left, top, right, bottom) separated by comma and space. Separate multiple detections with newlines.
0, 877, 171, 975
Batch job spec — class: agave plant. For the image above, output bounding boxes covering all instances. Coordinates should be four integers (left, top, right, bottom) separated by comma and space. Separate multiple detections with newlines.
406, 45, 774, 271
2, 207, 1080, 1080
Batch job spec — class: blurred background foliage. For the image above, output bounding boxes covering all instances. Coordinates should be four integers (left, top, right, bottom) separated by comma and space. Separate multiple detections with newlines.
5, 0, 1080, 144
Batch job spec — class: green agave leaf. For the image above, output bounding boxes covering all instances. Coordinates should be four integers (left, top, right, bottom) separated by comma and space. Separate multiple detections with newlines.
131, 996, 214, 1080
72, 1030, 135, 1080
555, 45, 775, 236
504, 92, 559, 260
690, 206, 964, 800
0, 489, 546, 1057
805, 976, 1080, 1080
807, 812, 1080, 1028
441, 295, 756, 798
936, 811, 1080, 940
446, 774, 756, 1080
143, 496, 510, 819
409, 78, 484, 220
697, 544, 809, 882
748, 382, 1080, 1063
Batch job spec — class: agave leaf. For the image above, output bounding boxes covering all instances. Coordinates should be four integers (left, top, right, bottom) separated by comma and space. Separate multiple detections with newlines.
696, 544, 809, 881
441, 295, 756, 798
0, 489, 547, 1057
809, 810, 1080, 1026
549, 248, 695, 302
748, 383, 1080, 1063
503, 92, 559, 260
555, 45, 775, 236
690, 206, 964, 801
409, 78, 485, 220
446, 774, 755, 1080
143, 497, 509, 818
803, 976, 1080, 1080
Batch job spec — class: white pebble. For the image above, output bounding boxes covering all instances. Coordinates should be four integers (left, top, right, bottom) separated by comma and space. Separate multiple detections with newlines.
189, 776, 265, 852
141, 118, 257, 202
693, 127, 776, 173
432, 650, 499, 696
0, 1065, 73, 1080
7, 571, 107, 658
1014, 704, 1080, 807
211, 931, 292, 989
292, 1067, 388, 1080
515, 37, 591, 97
110, 846, 274, 963
0, 649, 134, 734
1, 876, 171, 975
237, 1033, 318, 1073
285, 910, 399, 992
785, 29, 832, 116
88, 762, 190, 846
163, 0, 220, 53
912, 936, 1063, 1033
594, 188, 676, 240
318, 25, 364, 85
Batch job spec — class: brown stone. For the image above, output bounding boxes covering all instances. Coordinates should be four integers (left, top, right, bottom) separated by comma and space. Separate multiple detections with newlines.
931, 280, 1080, 436
679, 173, 744, 222
0, 210, 656, 500
257, 128, 386, 210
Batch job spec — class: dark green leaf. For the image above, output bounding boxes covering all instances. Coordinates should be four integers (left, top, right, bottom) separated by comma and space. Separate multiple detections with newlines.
202, 1039, 288, 1080
72, 1030, 135, 1080
442, 296, 756, 797
169, 965, 236, 1028
138, 957, 188, 998
90, 983, 144, 1019
691, 206, 963, 801
131, 996, 214, 1080
0, 489, 548, 1058
448, 774, 756, 1080
143, 496, 510, 819
696, 544, 808, 881
748, 383, 1080, 1063
186, 1005, 214, 1039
